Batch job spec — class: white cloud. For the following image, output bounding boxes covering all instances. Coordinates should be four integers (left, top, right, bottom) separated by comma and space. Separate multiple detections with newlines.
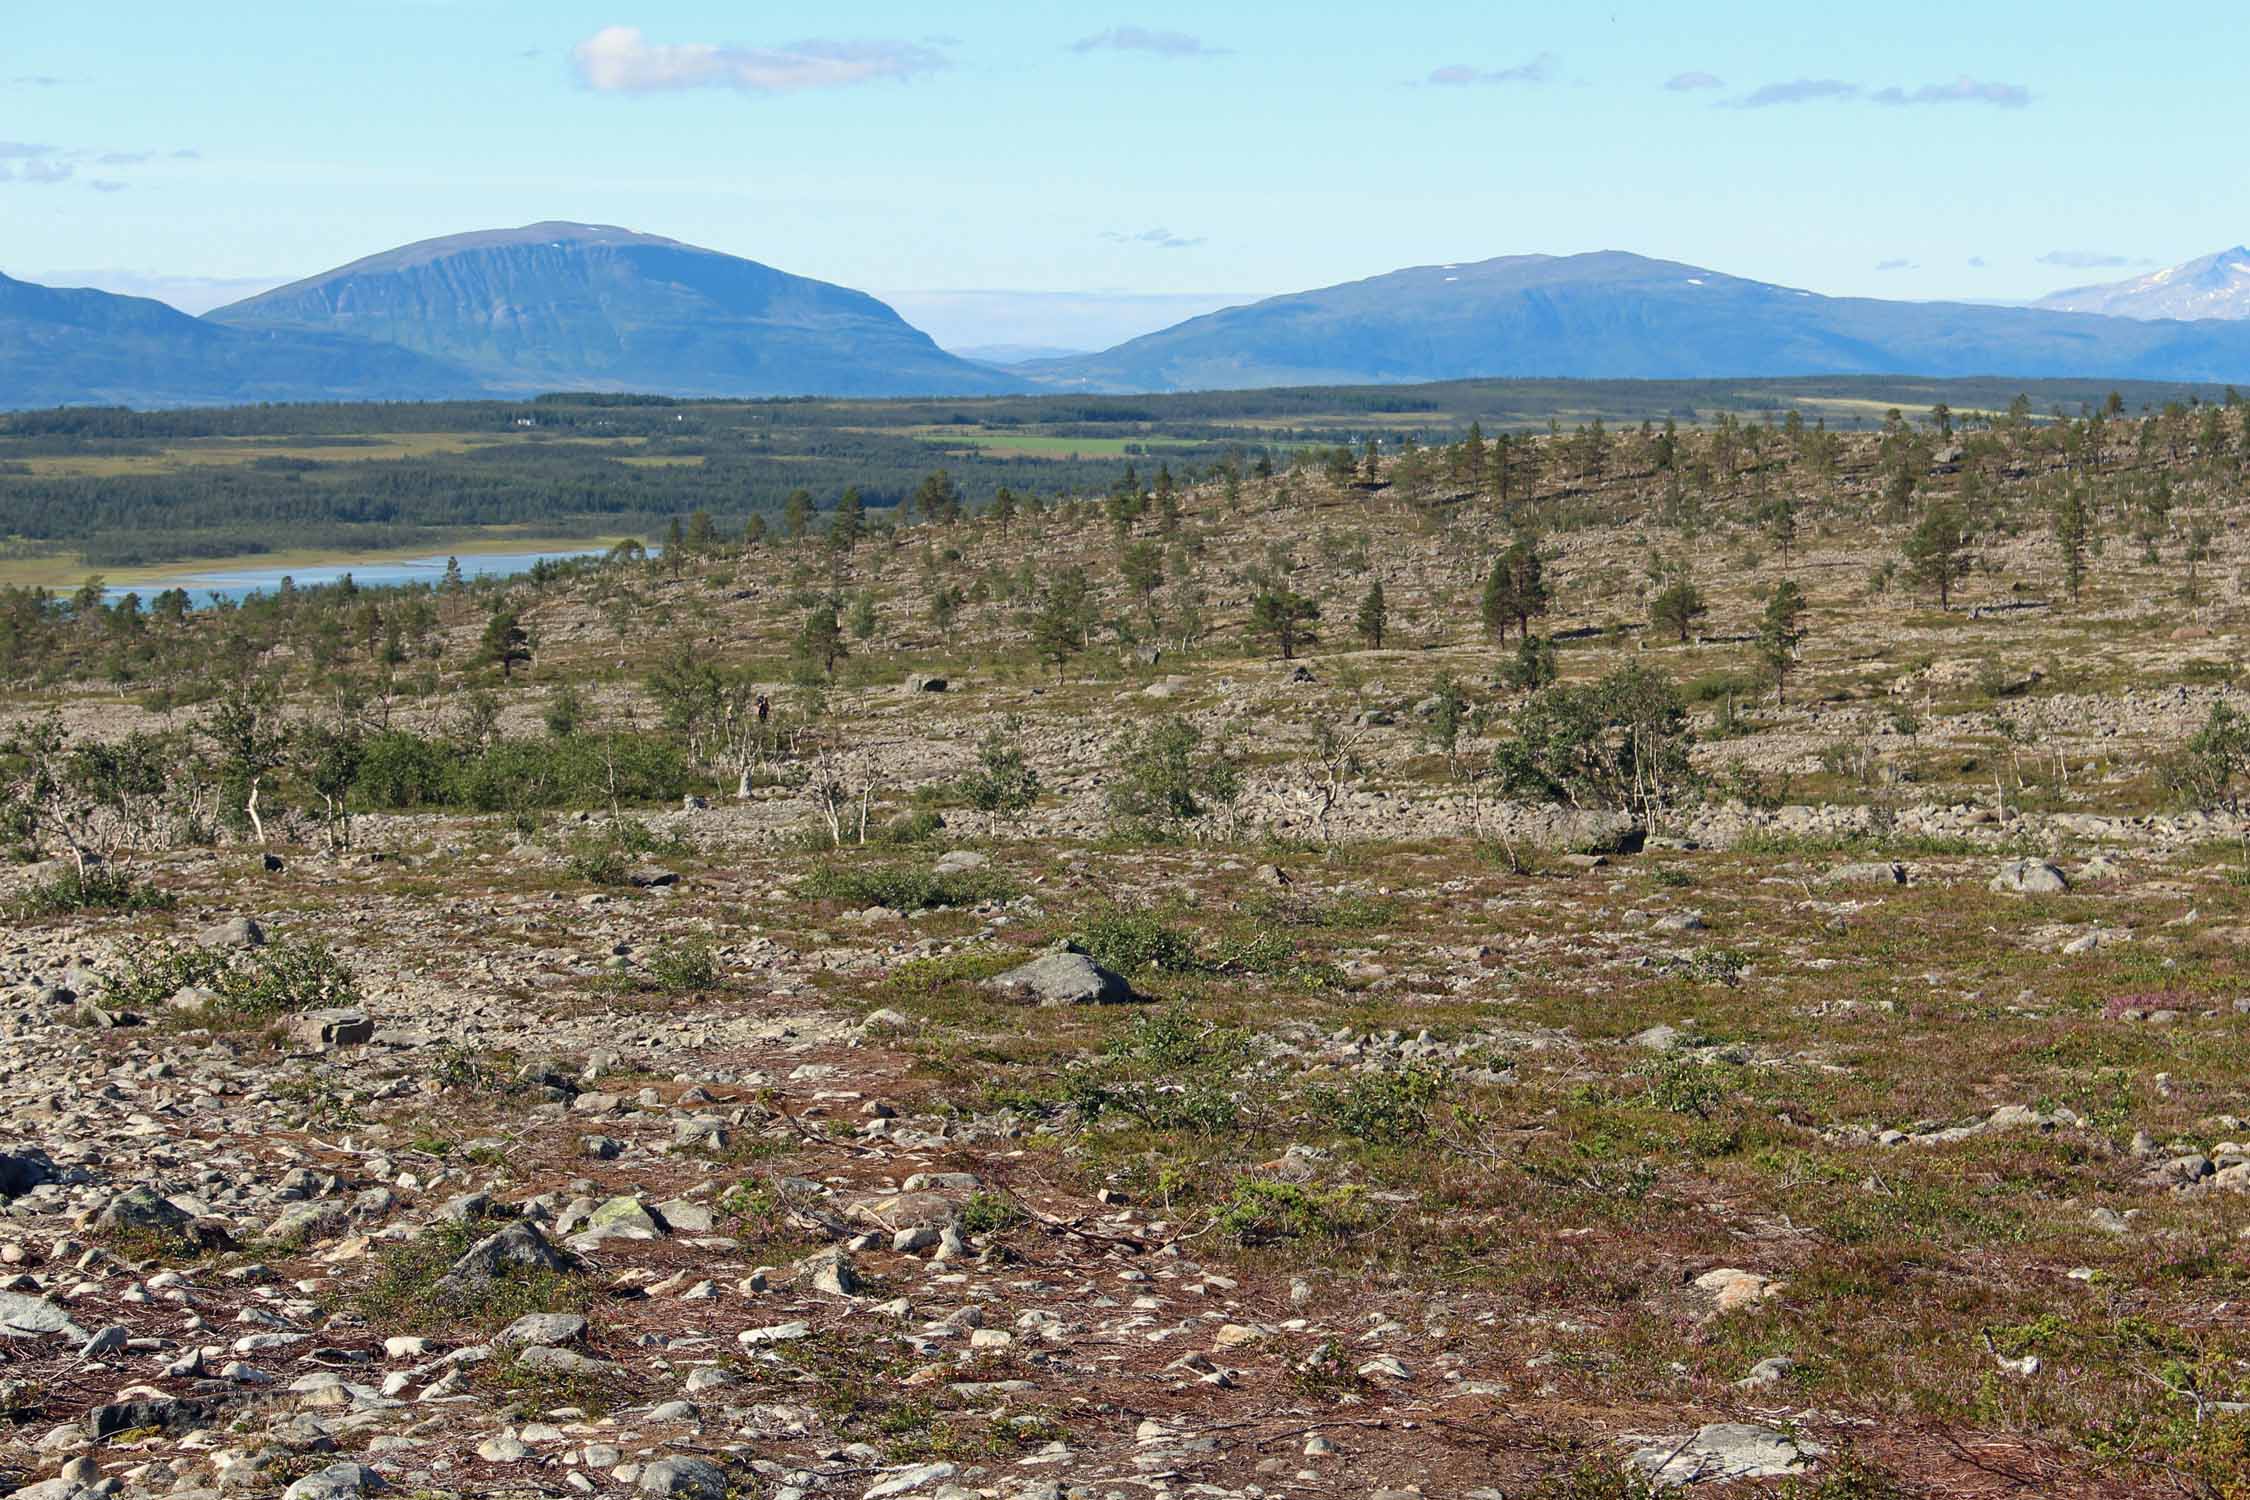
1732, 73, 2030, 109
1426, 53, 1556, 87
571, 26, 949, 94
1872, 76, 2029, 108
1665, 70, 1723, 91
1732, 78, 1859, 107
1069, 26, 1226, 58
1101, 227, 1205, 250
2038, 250, 2141, 270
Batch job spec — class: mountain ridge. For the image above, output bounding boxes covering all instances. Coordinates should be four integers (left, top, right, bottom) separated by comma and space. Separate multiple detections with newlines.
1022, 249, 2250, 391
207, 222, 1020, 400
2033, 246, 2250, 322
0, 271, 487, 410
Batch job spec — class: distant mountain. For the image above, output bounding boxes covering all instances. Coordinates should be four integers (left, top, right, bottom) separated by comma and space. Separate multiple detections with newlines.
951, 343, 1095, 367
0, 272, 484, 410
1027, 251, 2250, 392
2033, 247, 2250, 321
208, 222, 1021, 399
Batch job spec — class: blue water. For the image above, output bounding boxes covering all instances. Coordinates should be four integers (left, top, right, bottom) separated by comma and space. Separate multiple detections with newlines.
99, 548, 610, 608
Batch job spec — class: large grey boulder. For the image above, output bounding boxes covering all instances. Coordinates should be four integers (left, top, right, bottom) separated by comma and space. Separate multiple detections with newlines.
0, 1290, 89, 1343
1990, 859, 2069, 895
1820, 861, 1906, 887
281, 1463, 386, 1500
987, 950, 1143, 1007
496, 1312, 587, 1347
638, 1456, 730, 1499
1629, 1422, 1828, 1485
434, 1220, 577, 1297
95, 1185, 194, 1237
288, 1009, 374, 1049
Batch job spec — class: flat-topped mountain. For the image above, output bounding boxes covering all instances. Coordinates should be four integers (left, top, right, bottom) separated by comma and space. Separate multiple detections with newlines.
208, 222, 1020, 399
1026, 251, 2250, 391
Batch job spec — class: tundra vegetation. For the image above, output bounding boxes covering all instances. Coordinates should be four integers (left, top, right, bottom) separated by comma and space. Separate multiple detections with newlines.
6, 388, 2250, 1496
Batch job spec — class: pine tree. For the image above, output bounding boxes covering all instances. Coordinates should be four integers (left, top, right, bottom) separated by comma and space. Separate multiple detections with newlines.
1480, 538, 1548, 644
1462, 422, 1487, 490
2052, 487, 2092, 603
441, 555, 465, 593
1249, 587, 1320, 660
664, 516, 686, 575
1026, 568, 1091, 679
1651, 577, 1709, 643
781, 490, 814, 540
1361, 436, 1380, 485
1119, 542, 1164, 618
830, 488, 866, 549
480, 606, 530, 680
1354, 578, 1388, 650
1902, 503, 1971, 609
794, 597, 847, 678
1757, 581, 1808, 705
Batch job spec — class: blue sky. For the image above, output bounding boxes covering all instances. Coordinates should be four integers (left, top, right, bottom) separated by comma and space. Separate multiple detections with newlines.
6, 1, 2242, 348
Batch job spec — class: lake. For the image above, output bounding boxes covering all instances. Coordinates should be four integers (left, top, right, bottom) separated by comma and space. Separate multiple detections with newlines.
100, 548, 611, 608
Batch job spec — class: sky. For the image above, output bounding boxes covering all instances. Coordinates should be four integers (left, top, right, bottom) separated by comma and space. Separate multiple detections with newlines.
6, 1, 2244, 350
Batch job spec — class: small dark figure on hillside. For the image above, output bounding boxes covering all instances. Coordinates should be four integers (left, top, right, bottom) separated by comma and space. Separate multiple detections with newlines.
755, 694, 770, 724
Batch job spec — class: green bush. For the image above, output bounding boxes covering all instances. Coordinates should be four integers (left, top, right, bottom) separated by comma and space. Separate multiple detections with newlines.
1071, 904, 1205, 977
1211, 1180, 1375, 1246
960, 717, 1041, 815
10, 865, 175, 918
1310, 1062, 1450, 1146
353, 732, 696, 814
1104, 716, 1241, 842
1064, 1002, 1258, 1134
796, 862, 1015, 911
1492, 664, 1695, 814
639, 939, 719, 994
112, 936, 361, 1026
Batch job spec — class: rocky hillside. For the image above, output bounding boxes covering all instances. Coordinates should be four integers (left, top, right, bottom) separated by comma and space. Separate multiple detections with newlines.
7, 408, 2250, 1497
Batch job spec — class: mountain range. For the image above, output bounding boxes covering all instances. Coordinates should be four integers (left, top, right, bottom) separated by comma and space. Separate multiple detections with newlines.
2031, 247, 2250, 322
9, 227, 2250, 409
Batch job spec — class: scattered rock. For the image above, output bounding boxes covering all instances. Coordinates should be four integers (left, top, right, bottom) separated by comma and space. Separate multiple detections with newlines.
987, 950, 1144, 1007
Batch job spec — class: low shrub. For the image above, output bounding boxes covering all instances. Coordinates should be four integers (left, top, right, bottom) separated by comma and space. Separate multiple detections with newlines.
111, 936, 361, 1026
10, 865, 175, 918
1211, 1180, 1376, 1246
797, 863, 1015, 911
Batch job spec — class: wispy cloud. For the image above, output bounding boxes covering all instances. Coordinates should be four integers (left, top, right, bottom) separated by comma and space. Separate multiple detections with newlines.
1102, 227, 1205, 250
1069, 25, 1227, 58
1425, 53, 1556, 87
0, 142, 71, 185
1872, 76, 2028, 108
4, 75, 63, 88
0, 138, 195, 189
1967, 256, 1988, 268
571, 26, 949, 93
1665, 70, 1723, 91
1731, 73, 2030, 109
2038, 250, 2143, 270
1732, 78, 1859, 107
1875, 258, 1916, 272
